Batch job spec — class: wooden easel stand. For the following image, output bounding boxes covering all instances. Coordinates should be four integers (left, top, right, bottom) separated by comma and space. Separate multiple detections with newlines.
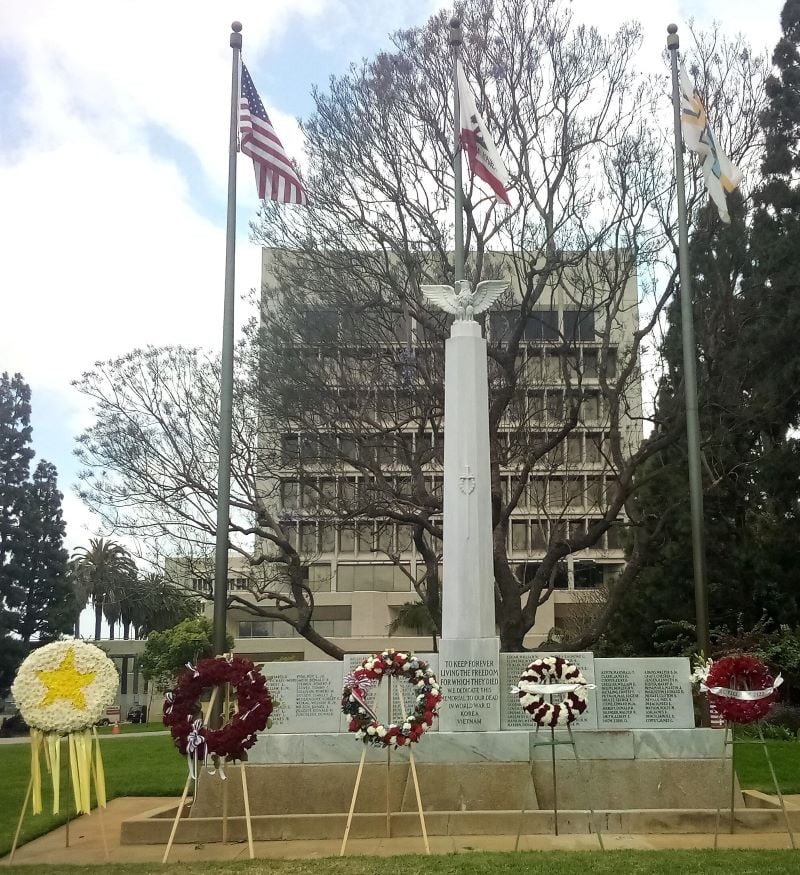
340, 673, 430, 856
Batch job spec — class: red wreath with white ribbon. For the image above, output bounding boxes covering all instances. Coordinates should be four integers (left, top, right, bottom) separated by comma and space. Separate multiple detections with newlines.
163, 655, 272, 767
701, 655, 782, 724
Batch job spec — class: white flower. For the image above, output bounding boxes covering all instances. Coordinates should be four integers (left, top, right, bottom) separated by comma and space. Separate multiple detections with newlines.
12, 641, 119, 734
367, 725, 377, 735
377, 726, 387, 738
355, 730, 365, 740
691, 657, 713, 686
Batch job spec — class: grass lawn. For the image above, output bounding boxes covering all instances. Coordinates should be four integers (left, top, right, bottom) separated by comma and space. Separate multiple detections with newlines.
6, 850, 800, 875
733, 737, 800, 794
0, 735, 184, 858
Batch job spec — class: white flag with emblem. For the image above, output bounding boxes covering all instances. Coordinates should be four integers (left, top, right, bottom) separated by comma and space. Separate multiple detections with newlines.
456, 60, 510, 204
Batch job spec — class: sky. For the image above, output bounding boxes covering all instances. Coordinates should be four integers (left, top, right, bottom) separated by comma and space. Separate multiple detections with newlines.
0, 0, 787, 556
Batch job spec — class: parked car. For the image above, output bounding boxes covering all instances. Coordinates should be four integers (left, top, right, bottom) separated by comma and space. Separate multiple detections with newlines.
127, 704, 147, 724
0, 710, 28, 736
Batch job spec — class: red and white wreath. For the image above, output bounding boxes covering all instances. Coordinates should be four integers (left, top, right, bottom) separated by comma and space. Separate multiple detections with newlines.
700, 655, 782, 724
513, 656, 590, 728
342, 649, 442, 748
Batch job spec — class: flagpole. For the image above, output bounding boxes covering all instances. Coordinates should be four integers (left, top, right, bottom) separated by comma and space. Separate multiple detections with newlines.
212, 21, 242, 660
667, 24, 711, 662
450, 17, 465, 283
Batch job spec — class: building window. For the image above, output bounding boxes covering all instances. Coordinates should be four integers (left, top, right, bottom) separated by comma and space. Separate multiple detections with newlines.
531, 520, 548, 549
583, 349, 599, 379
566, 434, 582, 464
281, 434, 299, 464
320, 524, 336, 553
338, 525, 356, 553
307, 605, 352, 637
489, 309, 518, 343
280, 480, 299, 510
604, 348, 617, 377
303, 309, 338, 344
191, 578, 211, 593
566, 477, 584, 506
585, 434, 604, 464
300, 563, 332, 592
299, 521, 318, 553
574, 560, 603, 588
336, 564, 412, 592
511, 520, 529, 551
563, 309, 595, 341
524, 310, 559, 341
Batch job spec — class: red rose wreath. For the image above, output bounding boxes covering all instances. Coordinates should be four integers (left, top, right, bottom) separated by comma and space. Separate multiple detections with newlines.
342, 649, 442, 748
163, 655, 272, 762
702, 655, 782, 724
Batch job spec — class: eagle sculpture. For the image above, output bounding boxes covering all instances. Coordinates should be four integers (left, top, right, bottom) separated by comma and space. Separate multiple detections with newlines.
420, 279, 509, 322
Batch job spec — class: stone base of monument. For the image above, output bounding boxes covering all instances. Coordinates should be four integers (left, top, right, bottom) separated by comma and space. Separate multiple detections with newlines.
120, 729, 799, 845
121, 802, 800, 845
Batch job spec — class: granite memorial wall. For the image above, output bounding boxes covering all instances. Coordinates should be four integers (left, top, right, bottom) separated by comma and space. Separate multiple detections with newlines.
261, 653, 695, 735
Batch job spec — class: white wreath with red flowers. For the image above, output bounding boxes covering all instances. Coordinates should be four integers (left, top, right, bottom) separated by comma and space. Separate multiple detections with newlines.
342, 649, 442, 748
513, 656, 591, 728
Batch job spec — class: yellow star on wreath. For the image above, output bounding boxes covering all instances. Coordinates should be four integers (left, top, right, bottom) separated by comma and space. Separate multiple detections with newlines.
36, 648, 96, 711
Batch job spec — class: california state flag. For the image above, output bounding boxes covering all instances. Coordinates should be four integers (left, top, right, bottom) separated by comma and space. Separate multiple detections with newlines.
457, 60, 510, 204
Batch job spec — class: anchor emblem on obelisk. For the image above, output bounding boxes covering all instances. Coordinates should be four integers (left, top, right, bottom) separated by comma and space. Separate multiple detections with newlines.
459, 465, 476, 495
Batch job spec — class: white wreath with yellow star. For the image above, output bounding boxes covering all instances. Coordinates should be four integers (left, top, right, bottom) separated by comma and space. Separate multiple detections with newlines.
11, 641, 119, 815
12, 640, 119, 733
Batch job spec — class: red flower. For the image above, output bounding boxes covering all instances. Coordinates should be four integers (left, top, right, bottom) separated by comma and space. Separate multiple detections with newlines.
164, 656, 272, 761
705, 655, 778, 725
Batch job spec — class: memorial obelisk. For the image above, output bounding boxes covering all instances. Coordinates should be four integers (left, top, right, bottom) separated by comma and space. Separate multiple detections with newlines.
420, 18, 506, 732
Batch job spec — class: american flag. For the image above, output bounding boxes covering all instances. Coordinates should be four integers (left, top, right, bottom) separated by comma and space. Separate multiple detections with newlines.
239, 64, 307, 205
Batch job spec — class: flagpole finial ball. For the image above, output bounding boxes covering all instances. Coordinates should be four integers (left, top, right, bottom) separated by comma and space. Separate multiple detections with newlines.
667, 24, 678, 34
231, 21, 242, 33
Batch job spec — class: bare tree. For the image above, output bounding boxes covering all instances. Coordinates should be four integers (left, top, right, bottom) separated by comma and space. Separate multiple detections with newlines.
74, 0, 767, 654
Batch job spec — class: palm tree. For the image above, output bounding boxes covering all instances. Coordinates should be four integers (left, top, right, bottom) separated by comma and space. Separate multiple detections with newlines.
71, 538, 137, 640
119, 574, 198, 639
388, 601, 439, 653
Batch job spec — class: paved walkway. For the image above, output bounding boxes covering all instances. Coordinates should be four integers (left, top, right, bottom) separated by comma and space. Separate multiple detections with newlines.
3, 797, 798, 866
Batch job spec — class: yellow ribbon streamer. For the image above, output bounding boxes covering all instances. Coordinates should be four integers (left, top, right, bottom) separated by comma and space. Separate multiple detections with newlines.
46, 734, 61, 814
30, 730, 43, 815
92, 727, 107, 808
26, 728, 109, 818
67, 733, 81, 813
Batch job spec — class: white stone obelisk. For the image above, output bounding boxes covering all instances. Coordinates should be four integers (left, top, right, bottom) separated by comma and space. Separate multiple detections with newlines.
441, 318, 496, 639
419, 17, 503, 731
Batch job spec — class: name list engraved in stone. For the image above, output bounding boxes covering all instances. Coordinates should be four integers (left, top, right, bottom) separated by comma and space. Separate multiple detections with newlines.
594, 657, 694, 729
598, 669, 639, 725
644, 669, 688, 725
263, 662, 342, 734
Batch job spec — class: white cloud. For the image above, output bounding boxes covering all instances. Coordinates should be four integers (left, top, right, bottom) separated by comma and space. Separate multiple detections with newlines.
0, 0, 787, 554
